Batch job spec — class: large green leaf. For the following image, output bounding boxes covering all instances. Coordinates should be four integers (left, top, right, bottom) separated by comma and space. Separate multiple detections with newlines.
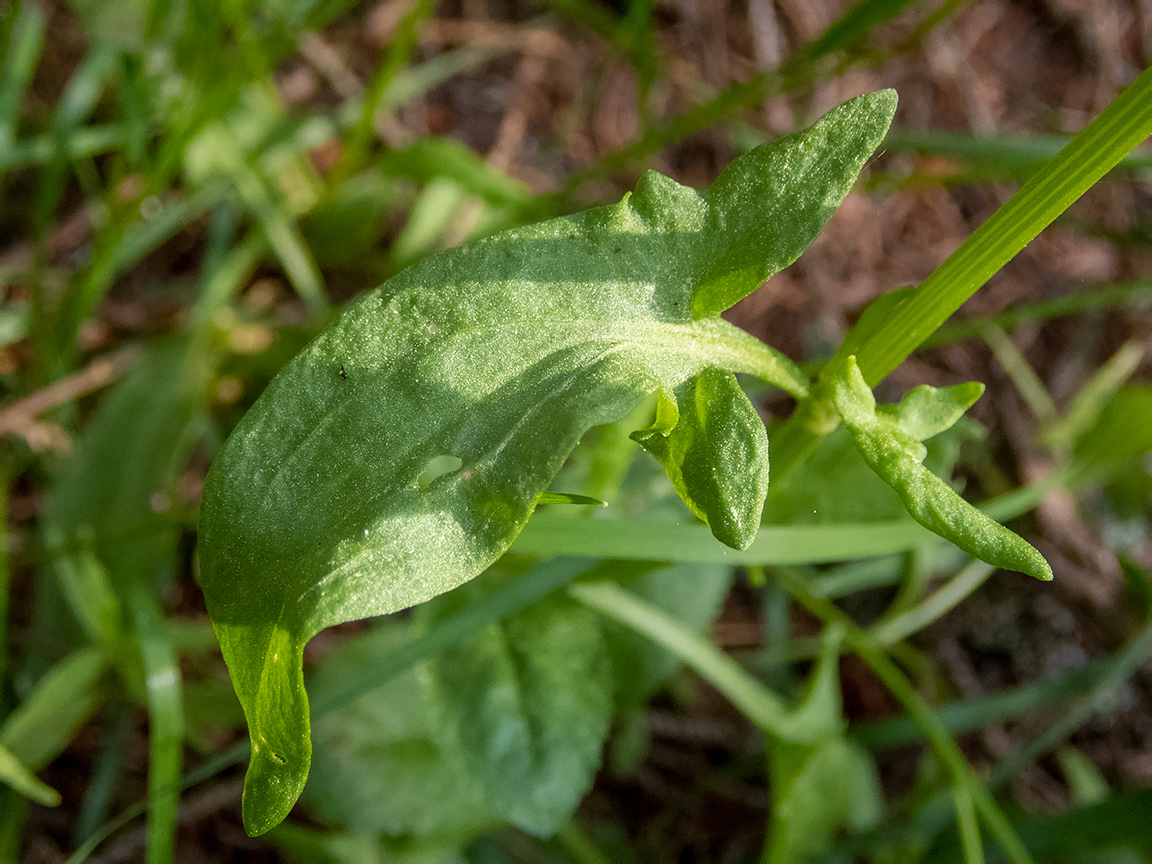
831, 356, 1052, 581
197, 90, 898, 834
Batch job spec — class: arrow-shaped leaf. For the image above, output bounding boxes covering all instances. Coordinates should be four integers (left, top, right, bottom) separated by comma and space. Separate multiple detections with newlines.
198, 90, 898, 835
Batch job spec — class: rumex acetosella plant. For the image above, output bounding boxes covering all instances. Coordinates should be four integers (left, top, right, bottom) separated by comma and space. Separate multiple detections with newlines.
198, 84, 1127, 836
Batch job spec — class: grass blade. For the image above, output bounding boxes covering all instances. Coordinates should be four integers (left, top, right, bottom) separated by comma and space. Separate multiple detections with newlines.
0, 743, 60, 806
883, 127, 1152, 175
512, 514, 933, 564
853, 66, 1152, 385
0, 124, 126, 172
0, 649, 108, 770
128, 588, 183, 864
0, 2, 45, 186
924, 280, 1152, 346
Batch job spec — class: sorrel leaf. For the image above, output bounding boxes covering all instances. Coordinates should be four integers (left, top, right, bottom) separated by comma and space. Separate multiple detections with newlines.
831, 356, 1052, 581
197, 89, 897, 834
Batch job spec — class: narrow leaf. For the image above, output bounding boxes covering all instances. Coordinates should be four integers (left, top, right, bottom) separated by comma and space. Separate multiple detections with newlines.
0, 744, 60, 807
198, 90, 898, 834
1, 650, 107, 771
512, 513, 933, 563
536, 492, 606, 506
831, 357, 1052, 581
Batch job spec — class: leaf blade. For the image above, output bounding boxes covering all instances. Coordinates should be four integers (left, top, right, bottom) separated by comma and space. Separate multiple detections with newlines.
198, 91, 899, 834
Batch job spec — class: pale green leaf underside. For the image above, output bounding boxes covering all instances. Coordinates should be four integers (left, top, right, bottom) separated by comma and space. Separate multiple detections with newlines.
197, 90, 897, 835
831, 356, 1053, 581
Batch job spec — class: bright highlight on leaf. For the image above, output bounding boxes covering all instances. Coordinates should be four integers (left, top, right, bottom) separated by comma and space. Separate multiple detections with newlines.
197, 90, 898, 835
830, 356, 1053, 581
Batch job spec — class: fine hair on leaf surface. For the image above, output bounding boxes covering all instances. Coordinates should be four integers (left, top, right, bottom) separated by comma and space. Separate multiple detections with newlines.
197, 89, 898, 834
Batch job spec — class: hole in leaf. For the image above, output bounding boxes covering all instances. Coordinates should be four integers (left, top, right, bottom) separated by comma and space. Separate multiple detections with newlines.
417, 454, 463, 489
269, 751, 286, 765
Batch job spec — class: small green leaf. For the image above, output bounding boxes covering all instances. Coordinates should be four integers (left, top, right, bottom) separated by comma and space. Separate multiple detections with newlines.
831, 356, 1052, 581
762, 419, 980, 525
632, 368, 769, 549
198, 90, 898, 834
0, 744, 60, 807
767, 736, 882, 864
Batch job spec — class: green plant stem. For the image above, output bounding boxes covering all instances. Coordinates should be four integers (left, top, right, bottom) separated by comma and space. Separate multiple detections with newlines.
954, 783, 985, 864
771, 568, 1034, 864
569, 581, 792, 732
871, 560, 995, 647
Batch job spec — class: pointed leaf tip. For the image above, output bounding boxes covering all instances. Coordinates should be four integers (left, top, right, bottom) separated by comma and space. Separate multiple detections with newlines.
690, 89, 899, 318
